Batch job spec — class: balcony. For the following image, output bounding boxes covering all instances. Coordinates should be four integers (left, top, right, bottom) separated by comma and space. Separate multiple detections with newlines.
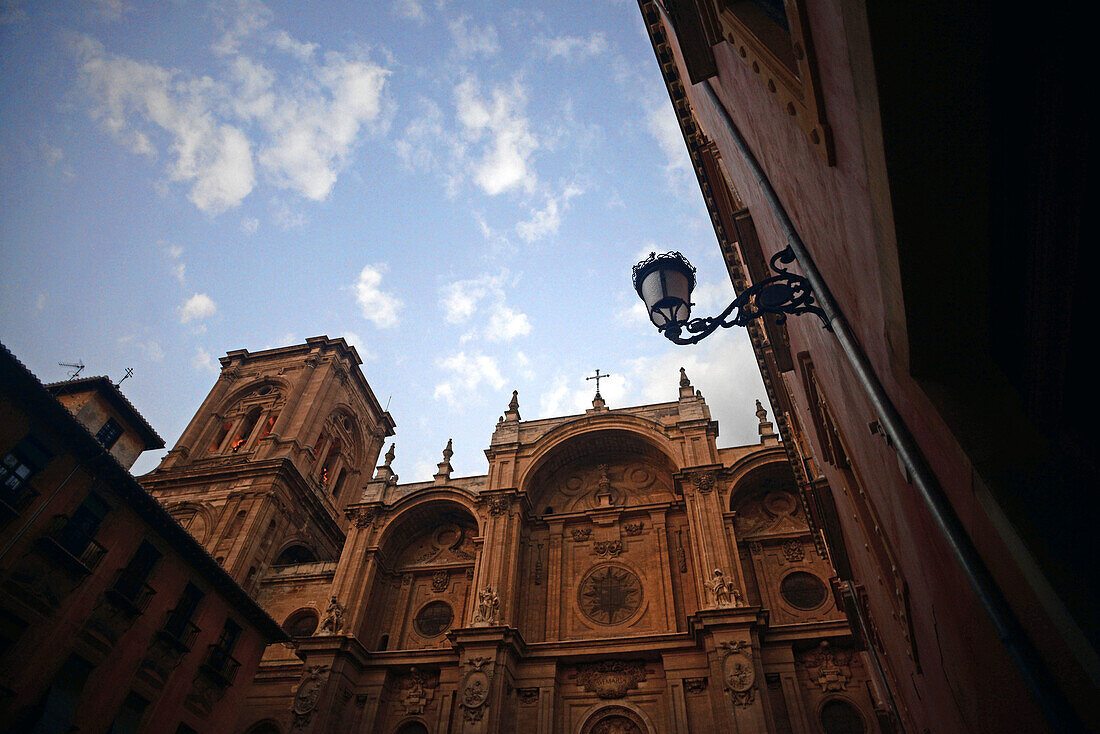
104, 568, 156, 616
199, 644, 241, 687
157, 609, 201, 653
0, 484, 39, 524
33, 516, 107, 578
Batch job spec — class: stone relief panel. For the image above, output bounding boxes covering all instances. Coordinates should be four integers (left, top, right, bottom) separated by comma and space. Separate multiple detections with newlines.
733, 490, 809, 537
394, 521, 477, 568
535, 458, 675, 512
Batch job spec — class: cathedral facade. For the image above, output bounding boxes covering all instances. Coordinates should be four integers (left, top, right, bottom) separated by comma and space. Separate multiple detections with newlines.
141, 336, 879, 733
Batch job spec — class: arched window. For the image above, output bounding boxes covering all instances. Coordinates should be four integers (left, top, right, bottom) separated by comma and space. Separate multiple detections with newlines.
226, 510, 247, 538
230, 407, 262, 452
257, 411, 279, 442
332, 469, 347, 499
210, 420, 232, 452
821, 699, 865, 734
274, 545, 317, 566
395, 722, 429, 734
320, 439, 342, 484
244, 722, 281, 734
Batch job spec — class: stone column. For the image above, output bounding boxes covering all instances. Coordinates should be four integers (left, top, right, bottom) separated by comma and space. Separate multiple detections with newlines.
544, 520, 564, 640
681, 467, 738, 609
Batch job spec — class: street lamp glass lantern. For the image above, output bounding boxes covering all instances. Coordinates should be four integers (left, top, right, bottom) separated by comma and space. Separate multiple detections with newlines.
632, 251, 697, 329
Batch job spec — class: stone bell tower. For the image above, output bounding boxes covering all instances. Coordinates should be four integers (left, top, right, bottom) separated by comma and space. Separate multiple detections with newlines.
141, 336, 395, 593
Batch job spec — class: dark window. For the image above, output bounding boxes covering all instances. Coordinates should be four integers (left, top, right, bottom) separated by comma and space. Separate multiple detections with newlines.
274, 545, 317, 565
395, 723, 429, 734
821, 699, 865, 734
282, 610, 319, 638
175, 724, 198, 734
377, 634, 389, 651
108, 691, 149, 734
57, 493, 110, 559
95, 418, 124, 450
1, 436, 51, 509
12, 653, 94, 733
164, 583, 204, 646
414, 601, 453, 637
780, 571, 828, 610
112, 541, 161, 609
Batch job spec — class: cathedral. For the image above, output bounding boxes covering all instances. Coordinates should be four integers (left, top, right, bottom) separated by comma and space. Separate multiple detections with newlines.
139, 335, 876, 733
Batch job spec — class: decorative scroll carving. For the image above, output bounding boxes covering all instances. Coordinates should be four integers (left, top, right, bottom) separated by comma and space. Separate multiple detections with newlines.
735, 491, 808, 537
518, 687, 540, 706
593, 540, 623, 558
345, 506, 376, 528
431, 570, 449, 593
320, 595, 344, 634
460, 656, 493, 723
574, 661, 648, 699
487, 496, 508, 516
783, 540, 805, 562
472, 585, 500, 626
676, 530, 687, 573
748, 540, 763, 555
401, 667, 436, 714
720, 641, 756, 707
623, 521, 643, 536
291, 665, 329, 728
532, 543, 543, 585
683, 677, 708, 695
571, 527, 592, 542
692, 471, 716, 494
799, 641, 852, 692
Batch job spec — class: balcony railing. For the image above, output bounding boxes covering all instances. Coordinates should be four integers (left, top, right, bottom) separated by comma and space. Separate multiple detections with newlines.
0, 483, 39, 521
105, 569, 156, 615
158, 609, 201, 652
37, 516, 108, 575
200, 644, 241, 686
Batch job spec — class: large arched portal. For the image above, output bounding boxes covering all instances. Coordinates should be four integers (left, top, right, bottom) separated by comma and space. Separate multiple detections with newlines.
363, 500, 479, 651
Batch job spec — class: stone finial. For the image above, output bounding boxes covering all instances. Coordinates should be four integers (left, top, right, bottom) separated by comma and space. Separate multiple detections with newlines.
679, 366, 695, 399
504, 390, 521, 421
434, 438, 453, 483
374, 443, 397, 482
756, 399, 778, 445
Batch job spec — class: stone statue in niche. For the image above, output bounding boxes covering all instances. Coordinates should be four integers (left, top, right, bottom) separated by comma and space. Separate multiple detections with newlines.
711, 569, 733, 607
473, 585, 500, 626
320, 595, 344, 634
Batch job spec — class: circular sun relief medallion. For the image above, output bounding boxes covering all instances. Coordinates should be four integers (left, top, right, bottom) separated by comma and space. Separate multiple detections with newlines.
579, 565, 643, 625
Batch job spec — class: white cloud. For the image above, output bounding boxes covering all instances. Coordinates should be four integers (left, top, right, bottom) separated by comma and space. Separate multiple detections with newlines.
179, 293, 217, 323
354, 264, 402, 328
537, 33, 608, 61
449, 15, 499, 57
89, 0, 132, 21
488, 306, 531, 342
75, 36, 256, 213
392, 0, 426, 24
647, 100, 692, 179
433, 351, 505, 406
192, 346, 218, 373
73, 4, 391, 213
165, 245, 186, 284
270, 30, 317, 61
517, 183, 582, 242
210, 0, 273, 57
455, 76, 537, 195
241, 217, 259, 234
35, 292, 46, 311
439, 271, 531, 342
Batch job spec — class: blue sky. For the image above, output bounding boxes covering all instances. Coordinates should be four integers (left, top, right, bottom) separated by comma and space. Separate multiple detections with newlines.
0, 0, 766, 481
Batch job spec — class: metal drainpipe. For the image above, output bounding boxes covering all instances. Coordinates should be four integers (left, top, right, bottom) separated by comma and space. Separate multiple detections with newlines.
698, 78, 1076, 730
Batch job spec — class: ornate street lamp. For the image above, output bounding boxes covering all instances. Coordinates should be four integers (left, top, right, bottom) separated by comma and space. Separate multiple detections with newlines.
632, 246, 831, 344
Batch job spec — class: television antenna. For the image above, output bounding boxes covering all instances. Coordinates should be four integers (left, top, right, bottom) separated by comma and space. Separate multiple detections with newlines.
115, 367, 134, 387
59, 361, 84, 380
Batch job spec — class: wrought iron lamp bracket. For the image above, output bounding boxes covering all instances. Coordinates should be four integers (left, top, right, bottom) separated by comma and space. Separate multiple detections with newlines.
659, 245, 832, 345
